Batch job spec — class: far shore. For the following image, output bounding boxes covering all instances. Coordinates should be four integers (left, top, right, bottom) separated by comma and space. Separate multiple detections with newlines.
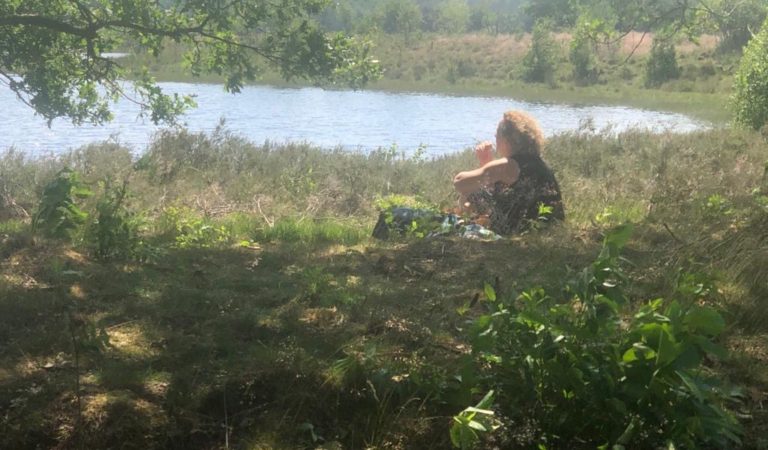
135, 73, 729, 124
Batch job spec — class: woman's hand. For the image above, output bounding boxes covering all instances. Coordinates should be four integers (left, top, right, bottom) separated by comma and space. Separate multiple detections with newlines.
475, 141, 494, 167
453, 171, 469, 184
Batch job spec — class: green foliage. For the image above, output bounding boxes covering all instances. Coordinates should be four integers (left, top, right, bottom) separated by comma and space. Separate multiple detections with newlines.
446, 58, 477, 84
522, 20, 559, 84
87, 180, 149, 261
467, 6, 491, 32
569, 23, 599, 86
374, 194, 434, 212
378, 0, 423, 37
450, 390, 500, 449
522, 0, 577, 28
158, 207, 231, 248
373, 195, 446, 239
280, 166, 318, 198
459, 225, 741, 448
68, 312, 111, 356
733, 17, 768, 130
524, 202, 555, 231
297, 265, 364, 306
705, 0, 767, 52
435, 0, 470, 34
257, 218, 368, 246
0, 0, 380, 124
32, 168, 92, 239
703, 193, 733, 217
645, 41, 681, 88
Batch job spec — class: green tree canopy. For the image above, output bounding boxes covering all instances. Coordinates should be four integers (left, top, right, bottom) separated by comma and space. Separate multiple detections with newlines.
377, 0, 423, 36
733, 17, 768, 130
0, 0, 380, 125
435, 0, 470, 34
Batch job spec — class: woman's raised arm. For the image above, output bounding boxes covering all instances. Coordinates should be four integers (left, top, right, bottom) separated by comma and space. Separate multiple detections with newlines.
453, 157, 520, 197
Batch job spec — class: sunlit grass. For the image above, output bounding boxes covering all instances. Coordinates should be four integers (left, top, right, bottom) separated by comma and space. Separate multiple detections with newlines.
0, 219, 26, 234
256, 218, 371, 246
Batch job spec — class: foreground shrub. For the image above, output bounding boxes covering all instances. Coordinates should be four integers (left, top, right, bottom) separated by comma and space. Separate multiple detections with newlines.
733, 17, 768, 130
157, 206, 232, 248
87, 180, 147, 261
32, 168, 92, 239
455, 225, 741, 448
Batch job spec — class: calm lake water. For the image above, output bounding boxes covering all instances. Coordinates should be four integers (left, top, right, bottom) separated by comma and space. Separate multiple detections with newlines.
0, 82, 708, 157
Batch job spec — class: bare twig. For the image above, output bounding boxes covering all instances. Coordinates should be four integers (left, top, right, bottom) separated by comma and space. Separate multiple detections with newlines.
256, 198, 274, 228
663, 222, 685, 244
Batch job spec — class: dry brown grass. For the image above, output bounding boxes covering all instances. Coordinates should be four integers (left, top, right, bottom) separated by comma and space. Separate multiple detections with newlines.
423, 31, 719, 60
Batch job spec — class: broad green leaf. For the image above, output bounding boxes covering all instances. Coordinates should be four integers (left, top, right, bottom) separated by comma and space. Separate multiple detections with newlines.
656, 327, 681, 367
608, 398, 627, 415
623, 343, 656, 363
464, 407, 494, 415
467, 420, 487, 431
676, 370, 705, 401
672, 344, 702, 371
684, 306, 725, 336
475, 390, 495, 410
691, 336, 728, 359
484, 282, 497, 302
604, 223, 634, 250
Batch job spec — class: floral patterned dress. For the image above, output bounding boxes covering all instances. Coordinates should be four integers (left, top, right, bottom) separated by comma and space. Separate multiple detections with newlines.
467, 153, 565, 234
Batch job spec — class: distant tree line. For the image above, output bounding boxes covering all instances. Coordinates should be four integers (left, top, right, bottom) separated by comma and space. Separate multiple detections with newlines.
317, 0, 527, 35
318, 0, 767, 53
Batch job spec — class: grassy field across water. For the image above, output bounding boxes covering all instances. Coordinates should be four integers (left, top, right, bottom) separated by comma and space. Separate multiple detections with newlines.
125, 31, 734, 124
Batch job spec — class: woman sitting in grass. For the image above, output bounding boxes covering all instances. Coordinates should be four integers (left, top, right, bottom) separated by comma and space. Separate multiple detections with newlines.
453, 110, 565, 234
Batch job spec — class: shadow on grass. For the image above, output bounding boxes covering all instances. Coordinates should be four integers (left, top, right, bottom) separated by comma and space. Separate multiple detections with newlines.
6, 216, 767, 448
0, 224, 604, 449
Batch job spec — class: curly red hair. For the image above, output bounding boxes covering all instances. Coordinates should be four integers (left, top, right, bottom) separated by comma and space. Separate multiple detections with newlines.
496, 110, 544, 157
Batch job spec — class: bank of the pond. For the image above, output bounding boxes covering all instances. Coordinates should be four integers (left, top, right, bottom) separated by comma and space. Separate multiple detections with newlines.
247, 68, 729, 124
132, 68, 729, 125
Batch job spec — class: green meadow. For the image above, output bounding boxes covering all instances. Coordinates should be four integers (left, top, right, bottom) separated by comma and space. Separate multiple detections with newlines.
2, 125, 767, 448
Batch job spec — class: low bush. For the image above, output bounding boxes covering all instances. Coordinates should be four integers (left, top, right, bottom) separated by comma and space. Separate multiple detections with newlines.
455, 225, 741, 448
645, 41, 681, 88
569, 29, 599, 85
522, 20, 559, 85
32, 168, 92, 239
733, 17, 768, 130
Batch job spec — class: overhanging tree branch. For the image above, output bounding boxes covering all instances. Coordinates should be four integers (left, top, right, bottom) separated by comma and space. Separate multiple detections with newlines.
0, 15, 95, 38
0, 1, 380, 125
